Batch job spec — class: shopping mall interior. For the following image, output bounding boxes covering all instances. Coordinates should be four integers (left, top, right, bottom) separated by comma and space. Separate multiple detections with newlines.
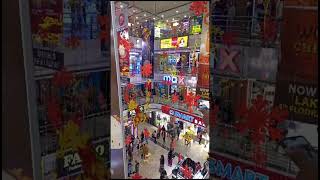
2, 0, 318, 180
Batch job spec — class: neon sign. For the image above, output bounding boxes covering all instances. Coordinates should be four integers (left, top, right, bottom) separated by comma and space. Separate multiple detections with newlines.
163, 75, 178, 84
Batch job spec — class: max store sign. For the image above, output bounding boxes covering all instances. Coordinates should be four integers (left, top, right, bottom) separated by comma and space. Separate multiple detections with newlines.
161, 105, 205, 127
163, 75, 185, 85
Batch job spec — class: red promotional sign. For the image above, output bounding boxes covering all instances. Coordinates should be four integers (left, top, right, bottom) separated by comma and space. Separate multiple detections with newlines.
209, 152, 296, 180
161, 105, 205, 127
279, 8, 318, 82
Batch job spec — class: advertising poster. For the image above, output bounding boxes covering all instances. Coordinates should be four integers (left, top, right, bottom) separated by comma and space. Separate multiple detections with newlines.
274, 80, 318, 124
30, 0, 64, 70
198, 5, 210, 89
160, 36, 189, 49
279, 8, 317, 82
213, 45, 246, 77
141, 21, 155, 78
245, 48, 278, 82
115, 7, 130, 76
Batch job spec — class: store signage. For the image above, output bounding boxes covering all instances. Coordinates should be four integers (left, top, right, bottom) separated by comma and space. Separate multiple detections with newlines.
191, 25, 202, 34
274, 80, 318, 124
155, 27, 161, 38
161, 105, 205, 127
178, 76, 185, 85
197, 87, 210, 100
163, 75, 178, 84
209, 152, 295, 180
33, 48, 64, 70
160, 36, 188, 49
57, 137, 108, 177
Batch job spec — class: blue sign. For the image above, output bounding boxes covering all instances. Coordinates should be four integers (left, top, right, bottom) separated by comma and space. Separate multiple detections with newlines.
169, 110, 194, 122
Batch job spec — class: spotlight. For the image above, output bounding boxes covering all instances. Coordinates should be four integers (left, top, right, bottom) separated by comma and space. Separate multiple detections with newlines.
136, 16, 138, 19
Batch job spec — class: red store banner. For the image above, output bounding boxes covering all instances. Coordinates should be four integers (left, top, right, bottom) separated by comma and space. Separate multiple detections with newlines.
209, 152, 296, 180
279, 8, 318, 82
161, 105, 205, 127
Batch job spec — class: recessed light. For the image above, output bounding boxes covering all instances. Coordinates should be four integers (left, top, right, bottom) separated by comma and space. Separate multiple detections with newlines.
144, 14, 146, 17
166, 20, 169, 22
176, 11, 179, 13
145, 20, 148, 22
120, 5, 123, 8
184, 15, 187, 18
137, 22, 140, 24
153, 17, 155, 20
133, 9, 136, 13
172, 18, 175, 21
136, 16, 138, 19
161, 15, 164, 18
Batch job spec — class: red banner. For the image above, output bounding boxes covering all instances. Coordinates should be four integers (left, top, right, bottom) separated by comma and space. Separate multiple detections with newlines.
209, 152, 296, 180
279, 8, 317, 82
161, 105, 205, 127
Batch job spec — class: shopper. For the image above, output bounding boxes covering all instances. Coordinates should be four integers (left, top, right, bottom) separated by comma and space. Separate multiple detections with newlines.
176, 127, 181, 140
141, 131, 144, 143
162, 125, 166, 136
168, 150, 173, 167
140, 144, 144, 160
199, 133, 203, 145
135, 160, 140, 174
128, 160, 132, 177
196, 162, 202, 172
163, 132, 166, 143
178, 153, 183, 163
160, 169, 167, 179
159, 155, 165, 173
157, 125, 161, 139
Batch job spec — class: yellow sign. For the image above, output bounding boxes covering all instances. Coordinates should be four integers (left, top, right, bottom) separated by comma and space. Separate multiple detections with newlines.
160, 36, 188, 49
192, 25, 202, 34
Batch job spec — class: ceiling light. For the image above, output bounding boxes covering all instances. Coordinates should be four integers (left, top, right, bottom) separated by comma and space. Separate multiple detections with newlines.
172, 18, 174, 21
176, 11, 179, 13
153, 17, 155, 20
120, 5, 123, 8
144, 14, 146, 17
166, 20, 169, 22
128, 23, 132, 26
145, 20, 148, 22
136, 16, 138, 19
184, 15, 187, 18
137, 22, 140, 24
133, 9, 136, 13
161, 15, 164, 18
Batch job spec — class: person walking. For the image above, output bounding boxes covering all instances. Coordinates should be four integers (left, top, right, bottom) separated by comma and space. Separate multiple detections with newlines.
141, 131, 144, 143
168, 150, 173, 167
163, 132, 166, 143
176, 127, 181, 140
135, 160, 140, 174
178, 153, 183, 163
140, 144, 144, 160
199, 132, 203, 145
128, 160, 132, 177
159, 155, 165, 173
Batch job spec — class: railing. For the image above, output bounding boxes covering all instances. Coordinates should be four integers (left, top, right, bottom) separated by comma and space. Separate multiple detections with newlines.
210, 123, 299, 175
122, 95, 204, 117
211, 15, 281, 48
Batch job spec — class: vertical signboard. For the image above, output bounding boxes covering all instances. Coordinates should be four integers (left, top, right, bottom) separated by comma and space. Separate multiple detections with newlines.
278, 8, 317, 82
141, 21, 155, 78
115, 6, 129, 77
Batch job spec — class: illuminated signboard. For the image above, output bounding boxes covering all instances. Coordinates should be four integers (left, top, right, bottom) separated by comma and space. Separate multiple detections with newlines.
161, 105, 205, 127
160, 36, 188, 49
163, 75, 178, 84
209, 152, 296, 180
191, 25, 202, 34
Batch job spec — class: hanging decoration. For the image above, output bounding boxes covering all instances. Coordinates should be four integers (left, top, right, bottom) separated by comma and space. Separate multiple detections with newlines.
52, 67, 74, 87
189, 1, 208, 16
128, 100, 138, 111
141, 63, 153, 77
171, 93, 179, 103
131, 173, 143, 179
182, 165, 193, 179
234, 95, 288, 165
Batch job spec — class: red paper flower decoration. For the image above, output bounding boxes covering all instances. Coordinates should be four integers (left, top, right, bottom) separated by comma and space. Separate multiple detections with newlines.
222, 32, 238, 47
141, 63, 153, 77
191, 67, 197, 76
47, 98, 62, 129
144, 129, 150, 138
52, 68, 74, 88
189, 1, 208, 16
262, 18, 277, 43
131, 173, 143, 179
235, 95, 289, 146
171, 93, 179, 103
124, 89, 130, 104
127, 83, 135, 90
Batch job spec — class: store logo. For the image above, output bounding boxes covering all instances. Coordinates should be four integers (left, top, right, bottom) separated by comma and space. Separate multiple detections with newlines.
64, 152, 82, 169
169, 110, 194, 122
163, 75, 178, 84
178, 76, 185, 85
209, 158, 269, 180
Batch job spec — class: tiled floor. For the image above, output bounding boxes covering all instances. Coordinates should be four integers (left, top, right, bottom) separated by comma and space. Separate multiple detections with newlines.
128, 122, 209, 179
